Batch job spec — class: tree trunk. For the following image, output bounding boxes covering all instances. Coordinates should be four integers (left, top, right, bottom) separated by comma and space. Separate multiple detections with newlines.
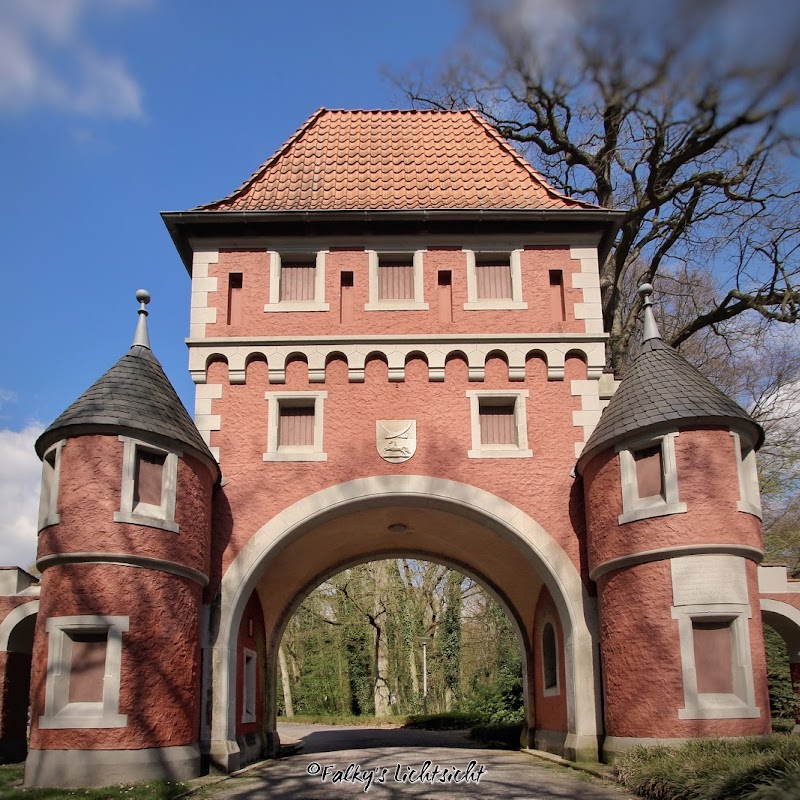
372, 561, 391, 716
278, 644, 294, 718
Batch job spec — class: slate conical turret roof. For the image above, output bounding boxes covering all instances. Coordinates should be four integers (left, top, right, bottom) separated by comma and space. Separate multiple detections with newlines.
35, 291, 217, 472
576, 285, 763, 474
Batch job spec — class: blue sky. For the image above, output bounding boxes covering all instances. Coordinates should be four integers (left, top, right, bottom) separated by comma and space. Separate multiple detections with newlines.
0, 0, 468, 567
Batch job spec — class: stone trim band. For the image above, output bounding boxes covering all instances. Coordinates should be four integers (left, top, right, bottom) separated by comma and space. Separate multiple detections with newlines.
36, 553, 209, 587
589, 544, 764, 582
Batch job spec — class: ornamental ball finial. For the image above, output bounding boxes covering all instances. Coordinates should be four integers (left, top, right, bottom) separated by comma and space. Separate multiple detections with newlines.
136, 289, 151, 305
638, 283, 653, 298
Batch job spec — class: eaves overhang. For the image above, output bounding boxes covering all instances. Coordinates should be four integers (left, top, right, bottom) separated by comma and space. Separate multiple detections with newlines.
161, 208, 624, 274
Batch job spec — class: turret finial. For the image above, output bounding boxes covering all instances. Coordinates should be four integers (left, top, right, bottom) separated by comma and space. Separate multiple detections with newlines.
639, 283, 662, 343
133, 289, 151, 349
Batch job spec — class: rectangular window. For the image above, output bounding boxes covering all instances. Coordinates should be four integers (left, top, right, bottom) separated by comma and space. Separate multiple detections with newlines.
731, 432, 762, 518
634, 445, 663, 499
280, 261, 316, 302
227, 273, 243, 325
549, 270, 566, 322
264, 392, 328, 462
476, 256, 512, 300
38, 441, 64, 531
40, 615, 128, 729
68, 632, 108, 704
618, 434, 686, 524
340, 271, 354, 324
242, 648, 257, 723
365, 251, 427, 311
692, 620, 734, 694
542, 622, 559, 695
464, 249, 527, 310
479, 402, 517, 446
265, 251, 329, 312
437, 271, 453, 323
114, 437, 180, 533
378, 256, 414, 301
133, 449, 165, 509
278, 405, 315, 448
467, 390, 532, 459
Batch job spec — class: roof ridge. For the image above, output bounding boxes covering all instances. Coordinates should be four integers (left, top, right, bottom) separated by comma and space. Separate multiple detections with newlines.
466, 109, 599, 210
195, 108, 327, 211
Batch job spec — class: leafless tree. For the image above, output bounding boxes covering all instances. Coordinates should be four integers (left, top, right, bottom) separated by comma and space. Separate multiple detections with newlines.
400, 0, 800, 372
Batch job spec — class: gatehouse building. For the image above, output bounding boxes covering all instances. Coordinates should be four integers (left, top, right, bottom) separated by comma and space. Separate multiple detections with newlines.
1, 109, 798, 787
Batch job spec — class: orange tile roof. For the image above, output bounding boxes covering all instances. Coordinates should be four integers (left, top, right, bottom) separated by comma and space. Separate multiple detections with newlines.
196, 109, 598, 212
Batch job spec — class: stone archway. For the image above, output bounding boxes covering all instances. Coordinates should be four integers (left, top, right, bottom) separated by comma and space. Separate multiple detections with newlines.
208, 476, 601, 770
0, 601, 38, 763
761, 599, 800, 733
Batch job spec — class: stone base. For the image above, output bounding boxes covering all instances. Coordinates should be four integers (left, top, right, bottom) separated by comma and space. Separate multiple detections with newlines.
209, 738, 240, 773
534, 729, 567, 757
236, 731, 269, 765
24, 744, 201, 787
602, 736, 688, 762
563, 733, 600, 762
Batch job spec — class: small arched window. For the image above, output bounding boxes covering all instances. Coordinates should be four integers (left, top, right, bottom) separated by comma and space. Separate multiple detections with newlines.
542, 621, 559, 696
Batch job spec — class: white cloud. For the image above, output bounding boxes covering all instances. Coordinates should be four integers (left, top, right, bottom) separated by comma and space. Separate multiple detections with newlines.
0, 0, 146, 119
0, 424, 44, 571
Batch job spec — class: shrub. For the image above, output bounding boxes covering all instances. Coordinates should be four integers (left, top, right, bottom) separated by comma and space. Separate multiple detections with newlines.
470, 723, 524, 749
614, 736, 800, 800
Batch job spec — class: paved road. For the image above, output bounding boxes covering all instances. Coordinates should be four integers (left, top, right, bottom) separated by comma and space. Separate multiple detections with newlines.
202, 724, 635, 800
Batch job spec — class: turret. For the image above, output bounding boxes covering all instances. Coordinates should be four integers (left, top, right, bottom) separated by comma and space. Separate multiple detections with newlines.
25, 292, 218, 787
577, 285, 770, 760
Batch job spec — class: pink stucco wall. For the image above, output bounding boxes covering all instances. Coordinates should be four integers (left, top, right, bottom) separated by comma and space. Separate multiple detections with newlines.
236, 591, 266, 737
583, 427, 763, 574
597, 559, 769, 739
37, 436, 214, 579
29, 563, 202, 751
205, 352, 591, 597
532, 586, 568, 732
203, 247, 586, 339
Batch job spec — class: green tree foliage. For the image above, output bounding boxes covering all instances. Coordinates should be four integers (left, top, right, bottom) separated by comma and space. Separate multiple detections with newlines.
279, 560, 524, 721
763, 624, 799, 720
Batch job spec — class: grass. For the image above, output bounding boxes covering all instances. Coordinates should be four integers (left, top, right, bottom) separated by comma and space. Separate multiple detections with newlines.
0, 764, 188, 800
613, 735, 800, 800
277, 713, 405, 727
277, 711, 484, 729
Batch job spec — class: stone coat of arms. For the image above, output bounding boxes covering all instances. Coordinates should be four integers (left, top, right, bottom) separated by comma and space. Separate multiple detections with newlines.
376, 420, 417, 463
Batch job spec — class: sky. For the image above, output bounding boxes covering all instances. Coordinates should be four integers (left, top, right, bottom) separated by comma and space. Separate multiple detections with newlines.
1, 0, 797, 572
0, 0, 470, 569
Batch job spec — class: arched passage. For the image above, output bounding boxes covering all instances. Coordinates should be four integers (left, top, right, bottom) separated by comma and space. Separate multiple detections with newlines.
271, 553, 533, 741
0, 601, 38, 763
207, 476, 602, 771
761, 599, 800, 733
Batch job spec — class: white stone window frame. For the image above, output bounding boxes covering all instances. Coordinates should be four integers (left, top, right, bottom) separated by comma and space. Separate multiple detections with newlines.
466, 390, 532, 459
242, 647, 257, 724
731, 431, 762, 519
617, 432, 687, 524
263, 391, 328, 462
463, 249, 528, 311
39, 615, 129, 729
364, 250, 429, 311
670, 603, 760, 720
540, 615, 561, 698
264, 250, 330, 312
113, 436, 180, 533
38, 440, 65, 531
